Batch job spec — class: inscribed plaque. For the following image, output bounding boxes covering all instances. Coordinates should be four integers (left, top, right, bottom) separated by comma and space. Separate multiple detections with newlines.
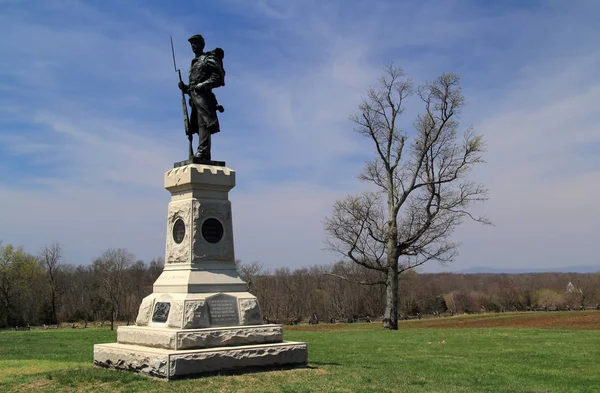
152, 302, 171, 323
206, 294, 239, 326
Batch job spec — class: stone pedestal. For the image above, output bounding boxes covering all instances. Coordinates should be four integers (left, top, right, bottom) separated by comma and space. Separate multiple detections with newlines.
93, 163, 307, 379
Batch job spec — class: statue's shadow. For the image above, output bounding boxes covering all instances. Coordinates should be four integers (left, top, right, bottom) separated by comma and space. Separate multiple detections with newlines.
167, 362, 342, 381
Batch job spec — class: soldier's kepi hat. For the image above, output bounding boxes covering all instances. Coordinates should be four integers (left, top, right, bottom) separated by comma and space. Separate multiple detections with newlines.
188, 34, 204, 43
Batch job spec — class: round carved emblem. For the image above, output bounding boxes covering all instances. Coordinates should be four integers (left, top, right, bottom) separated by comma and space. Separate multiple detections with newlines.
172, 218, 185, 244
202, 218, 224, 243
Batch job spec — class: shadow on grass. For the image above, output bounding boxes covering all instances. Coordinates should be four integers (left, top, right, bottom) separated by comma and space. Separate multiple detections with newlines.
165, 363, 312, 381
92, 362, 341, 382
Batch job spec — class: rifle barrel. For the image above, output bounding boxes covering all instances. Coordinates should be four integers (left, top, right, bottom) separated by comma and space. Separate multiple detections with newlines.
170, 36, 193, 159
170, 36, 178, 72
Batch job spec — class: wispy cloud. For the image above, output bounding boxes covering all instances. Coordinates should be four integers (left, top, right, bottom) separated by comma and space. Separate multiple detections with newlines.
0, 0, 599, 271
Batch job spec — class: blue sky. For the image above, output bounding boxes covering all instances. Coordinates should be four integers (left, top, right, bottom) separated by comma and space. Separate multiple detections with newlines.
1, 0, 599, 272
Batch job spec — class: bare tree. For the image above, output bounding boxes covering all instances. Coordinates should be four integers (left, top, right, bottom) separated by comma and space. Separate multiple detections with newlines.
565, 274, 599, 309
324, 65, 489, 329
236, 260, 264, 293
93, 248, 135, 330
40, 242, 62, 324
148, 257, 165, 283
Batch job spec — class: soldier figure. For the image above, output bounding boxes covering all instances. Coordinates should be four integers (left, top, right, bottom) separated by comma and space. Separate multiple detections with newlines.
178, 34, 225, 161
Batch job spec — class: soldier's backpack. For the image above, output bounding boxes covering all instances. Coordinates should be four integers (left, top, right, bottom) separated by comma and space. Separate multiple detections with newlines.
209, 47, 226, 87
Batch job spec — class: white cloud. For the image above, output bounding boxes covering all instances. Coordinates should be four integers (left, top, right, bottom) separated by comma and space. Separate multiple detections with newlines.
232, 182, 340, 269
1, 0, 599, 273
444, 52, 600, 272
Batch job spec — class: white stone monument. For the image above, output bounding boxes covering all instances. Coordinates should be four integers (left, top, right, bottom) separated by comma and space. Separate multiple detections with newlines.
93, 162, 308, 379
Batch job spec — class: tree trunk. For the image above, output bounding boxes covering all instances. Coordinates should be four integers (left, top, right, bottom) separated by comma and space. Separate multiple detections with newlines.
383, 181, 399, 330
382, 265, 399, 330
110, 306, 114, 331
51, 290, 57, 324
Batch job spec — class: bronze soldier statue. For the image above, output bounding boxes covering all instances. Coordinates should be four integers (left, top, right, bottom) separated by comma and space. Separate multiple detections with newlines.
177, 34, 225, 161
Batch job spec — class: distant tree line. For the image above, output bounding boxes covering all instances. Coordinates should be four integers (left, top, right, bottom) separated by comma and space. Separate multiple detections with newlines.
0, 242, 162, 330
1, 241, 598, 329
240, 261, 600, 323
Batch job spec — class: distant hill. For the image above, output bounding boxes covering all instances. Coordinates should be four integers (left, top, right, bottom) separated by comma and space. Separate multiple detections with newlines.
455, 265, 600, 274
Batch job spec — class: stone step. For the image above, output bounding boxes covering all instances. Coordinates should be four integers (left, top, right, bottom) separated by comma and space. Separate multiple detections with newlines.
93, 341, 308, 380
117, 324, 283, 350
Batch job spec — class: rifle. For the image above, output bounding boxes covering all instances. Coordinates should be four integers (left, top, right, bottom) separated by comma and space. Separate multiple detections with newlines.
170, 36, 193, 159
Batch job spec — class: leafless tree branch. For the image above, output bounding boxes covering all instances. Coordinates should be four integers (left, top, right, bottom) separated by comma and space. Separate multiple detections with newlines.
325, 65, 490, 329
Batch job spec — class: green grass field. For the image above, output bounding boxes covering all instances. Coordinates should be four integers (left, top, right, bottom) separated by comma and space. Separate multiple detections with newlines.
1, 313, 600, 392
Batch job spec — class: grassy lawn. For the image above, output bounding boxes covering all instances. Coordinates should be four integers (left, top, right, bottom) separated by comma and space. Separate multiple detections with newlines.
1, 313, 599, 392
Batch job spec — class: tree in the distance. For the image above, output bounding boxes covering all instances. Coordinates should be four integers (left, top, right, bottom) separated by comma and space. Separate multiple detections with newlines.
324, 65, 490, 330
93, 248, 135, 330
0, 242, 45, 327
40, 242, 62, 324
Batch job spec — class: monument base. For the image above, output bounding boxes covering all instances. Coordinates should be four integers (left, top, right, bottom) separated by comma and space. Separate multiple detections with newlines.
92, 162, 308, 379
135, 292, 263, 329
93, 324, 307, 379
116, 324, 284, 350
174, 158, 226, 168
94, 341, 307, 380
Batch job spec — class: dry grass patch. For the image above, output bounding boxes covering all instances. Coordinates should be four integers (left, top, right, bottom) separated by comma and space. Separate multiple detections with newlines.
398, 311, 600, 330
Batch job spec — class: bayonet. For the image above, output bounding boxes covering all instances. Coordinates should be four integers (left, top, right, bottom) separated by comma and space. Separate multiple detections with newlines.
170, 36, 193, 159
